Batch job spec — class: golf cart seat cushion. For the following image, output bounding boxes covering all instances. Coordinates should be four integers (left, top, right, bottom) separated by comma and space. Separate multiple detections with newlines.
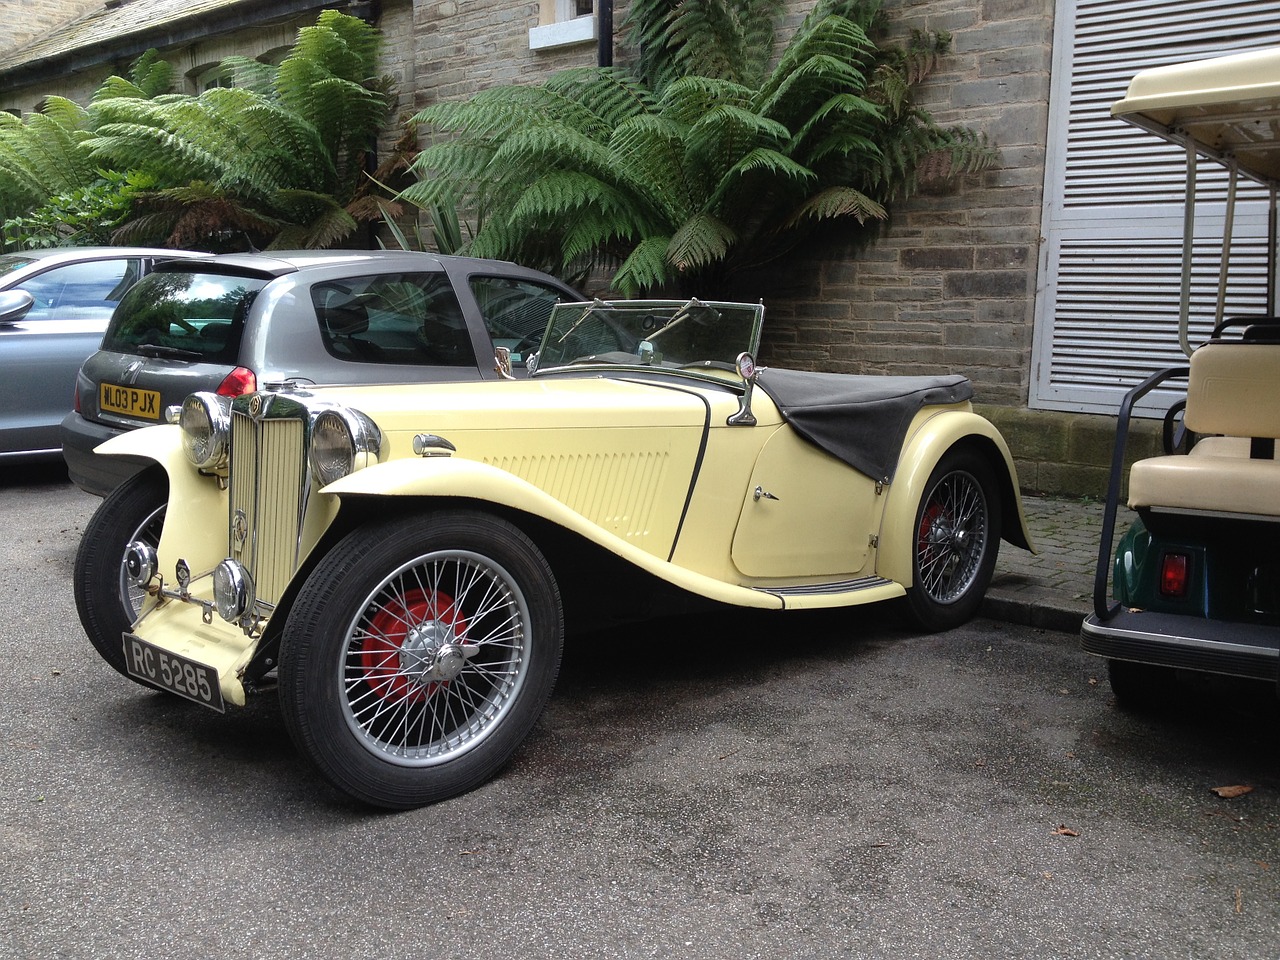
1129, 342, 1280, 517
1129, 444, 1280, 516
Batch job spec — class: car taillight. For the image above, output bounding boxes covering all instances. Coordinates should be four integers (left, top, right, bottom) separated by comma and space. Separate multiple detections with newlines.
216, 366, 257, 397
1159, 552, 1190, 599
74, 385, 81, 413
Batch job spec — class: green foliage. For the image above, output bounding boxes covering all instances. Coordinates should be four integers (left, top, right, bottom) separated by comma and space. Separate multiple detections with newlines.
404, 0, 993, 297
1, 10, 393, 252
2, 170, 152, 249
86, 10, 393, 250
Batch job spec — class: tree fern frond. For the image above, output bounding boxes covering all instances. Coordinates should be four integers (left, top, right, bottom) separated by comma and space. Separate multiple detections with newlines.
612, 235, 673, 296
666, 212, 736, 272
785, 185, 885, 226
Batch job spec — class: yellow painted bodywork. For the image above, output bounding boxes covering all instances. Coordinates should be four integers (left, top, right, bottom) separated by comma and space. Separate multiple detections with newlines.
96, 374, 1032, 705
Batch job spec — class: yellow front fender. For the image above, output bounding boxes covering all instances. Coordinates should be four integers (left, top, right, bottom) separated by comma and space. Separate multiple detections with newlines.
876, 410, 1034, 587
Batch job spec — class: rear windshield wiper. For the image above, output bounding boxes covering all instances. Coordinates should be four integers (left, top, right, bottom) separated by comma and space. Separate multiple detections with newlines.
134, 342, 203, 361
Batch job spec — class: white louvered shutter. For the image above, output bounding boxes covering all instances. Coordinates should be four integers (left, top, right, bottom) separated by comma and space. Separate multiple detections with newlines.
1031, 0, 1280, 416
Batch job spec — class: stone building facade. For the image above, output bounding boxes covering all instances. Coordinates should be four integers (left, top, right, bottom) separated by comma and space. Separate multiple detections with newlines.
3, 0, 1240, 494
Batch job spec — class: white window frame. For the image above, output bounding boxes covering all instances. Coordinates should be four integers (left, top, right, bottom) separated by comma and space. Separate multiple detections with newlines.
529, 0, 596, 51
1031, 0, 1279, 417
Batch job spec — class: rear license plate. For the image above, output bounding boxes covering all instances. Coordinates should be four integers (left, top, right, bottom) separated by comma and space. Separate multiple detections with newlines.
100, 382, 162, 420
123, 634, 225, 712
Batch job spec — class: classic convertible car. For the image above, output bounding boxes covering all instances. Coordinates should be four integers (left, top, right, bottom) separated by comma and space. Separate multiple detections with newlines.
75, 297, 1033, 808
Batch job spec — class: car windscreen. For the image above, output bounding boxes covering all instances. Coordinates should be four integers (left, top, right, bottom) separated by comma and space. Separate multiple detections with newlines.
101, 271, 267, 363
312, 272, 477, 366
535, 299, 764, 370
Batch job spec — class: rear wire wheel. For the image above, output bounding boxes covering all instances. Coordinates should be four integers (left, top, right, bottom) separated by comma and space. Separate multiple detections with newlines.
278, 510, 563, 809
902, 448, 1002, 632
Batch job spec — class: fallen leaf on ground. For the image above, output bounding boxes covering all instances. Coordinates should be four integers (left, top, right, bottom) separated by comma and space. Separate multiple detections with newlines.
1052, 825, 1079, 837
1212, 785, 1254, 799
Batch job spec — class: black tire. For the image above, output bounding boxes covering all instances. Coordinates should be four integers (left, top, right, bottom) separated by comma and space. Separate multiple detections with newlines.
278, 510, 564, 809
902, 448, 1002, 632
1106, 659, 1178, 711
73, 467, 168, 683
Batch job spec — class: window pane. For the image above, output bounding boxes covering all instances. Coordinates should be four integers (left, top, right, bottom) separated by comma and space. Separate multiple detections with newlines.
18, 258, 140, 321
312, 273, 476, 367
469, 276, 570, 365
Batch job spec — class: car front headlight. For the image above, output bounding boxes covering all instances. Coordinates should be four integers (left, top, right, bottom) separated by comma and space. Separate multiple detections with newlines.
180, 393, 232, 471
310, 407, 383, 486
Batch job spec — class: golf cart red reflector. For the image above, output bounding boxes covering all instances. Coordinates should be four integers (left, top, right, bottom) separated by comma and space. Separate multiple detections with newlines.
1160, 552, 1189, 598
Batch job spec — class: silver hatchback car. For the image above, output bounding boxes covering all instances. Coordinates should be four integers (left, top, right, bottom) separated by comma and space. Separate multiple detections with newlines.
62, 249, 581, 495
0, 247, 202, 463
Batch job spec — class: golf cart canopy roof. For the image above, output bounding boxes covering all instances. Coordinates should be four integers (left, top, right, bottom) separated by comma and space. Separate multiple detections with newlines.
1112, 46, 1280, 184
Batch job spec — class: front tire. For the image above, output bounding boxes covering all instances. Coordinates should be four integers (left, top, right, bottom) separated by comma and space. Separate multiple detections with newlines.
73, 467, 168, 683
902, 448, 1002, 632
278, 510, 563, 809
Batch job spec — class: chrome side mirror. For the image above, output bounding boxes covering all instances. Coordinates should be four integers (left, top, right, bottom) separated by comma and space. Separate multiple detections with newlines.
728, 351, 758, 426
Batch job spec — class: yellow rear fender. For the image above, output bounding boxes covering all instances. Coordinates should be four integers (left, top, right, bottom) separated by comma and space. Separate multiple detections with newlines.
876, 411, 1034, 587
322, 457, 784, 609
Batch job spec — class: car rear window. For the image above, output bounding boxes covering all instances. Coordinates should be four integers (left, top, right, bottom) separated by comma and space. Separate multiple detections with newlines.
101, 272, 267, 363
312, 272, 476, 366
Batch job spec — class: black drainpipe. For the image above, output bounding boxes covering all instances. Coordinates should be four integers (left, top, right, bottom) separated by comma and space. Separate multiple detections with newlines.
597, 0, 613, 67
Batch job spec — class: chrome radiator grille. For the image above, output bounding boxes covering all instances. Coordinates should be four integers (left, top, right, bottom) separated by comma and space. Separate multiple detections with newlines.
229, 409, 307, 605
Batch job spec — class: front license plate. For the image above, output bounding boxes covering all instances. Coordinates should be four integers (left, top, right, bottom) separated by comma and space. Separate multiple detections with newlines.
123, 634, 225, 712
100, 382, 162, 419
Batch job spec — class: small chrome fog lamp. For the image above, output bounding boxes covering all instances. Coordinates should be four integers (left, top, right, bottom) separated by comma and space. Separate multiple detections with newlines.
180, 393, 232, 470
212, 559, 254, 623
124, 541, 158, 588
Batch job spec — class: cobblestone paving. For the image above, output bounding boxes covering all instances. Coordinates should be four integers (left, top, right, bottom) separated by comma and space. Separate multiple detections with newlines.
983, 496, 1135, 633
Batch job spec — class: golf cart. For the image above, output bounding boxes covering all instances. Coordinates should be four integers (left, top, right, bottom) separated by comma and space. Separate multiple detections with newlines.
1082, 47, 1280, 704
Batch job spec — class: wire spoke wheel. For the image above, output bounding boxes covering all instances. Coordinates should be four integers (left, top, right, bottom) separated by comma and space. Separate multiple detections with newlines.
916, 471, 988, 603
342, 550, 530, 766
280, 510, 563, 809
903, 449, 1001, 632
120, 504, 165, 621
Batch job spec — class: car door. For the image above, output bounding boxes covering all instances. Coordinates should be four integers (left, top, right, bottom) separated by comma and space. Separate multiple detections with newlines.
0, 256, 143, 455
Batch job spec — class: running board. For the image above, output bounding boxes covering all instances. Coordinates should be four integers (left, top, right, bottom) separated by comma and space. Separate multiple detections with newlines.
754, 576, 904, 610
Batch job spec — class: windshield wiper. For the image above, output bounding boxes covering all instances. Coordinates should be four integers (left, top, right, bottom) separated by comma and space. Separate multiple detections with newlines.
555, 298, 609, 345
645, 297, 718, 343
134, 342, 203, 361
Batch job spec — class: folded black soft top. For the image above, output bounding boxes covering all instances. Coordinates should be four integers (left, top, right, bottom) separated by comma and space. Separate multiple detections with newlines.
755, 368, 974, 482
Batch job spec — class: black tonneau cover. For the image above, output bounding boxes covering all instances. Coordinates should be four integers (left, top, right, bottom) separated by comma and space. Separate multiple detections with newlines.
756, 368, 973, 481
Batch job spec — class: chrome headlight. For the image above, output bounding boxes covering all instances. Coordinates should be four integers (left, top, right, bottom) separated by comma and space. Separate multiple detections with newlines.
180, 393, 232, 470
310, 407, 383, 486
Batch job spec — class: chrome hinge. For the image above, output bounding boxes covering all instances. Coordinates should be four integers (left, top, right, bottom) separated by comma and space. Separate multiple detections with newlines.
869, 534, 879, 548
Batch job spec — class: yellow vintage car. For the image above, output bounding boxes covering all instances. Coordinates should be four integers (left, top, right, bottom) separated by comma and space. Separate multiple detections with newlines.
75, 297, 1033, 808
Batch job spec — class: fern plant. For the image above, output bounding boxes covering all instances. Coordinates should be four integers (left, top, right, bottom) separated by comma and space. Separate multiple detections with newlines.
86, 10, 394, 250
403, 0, 992, 296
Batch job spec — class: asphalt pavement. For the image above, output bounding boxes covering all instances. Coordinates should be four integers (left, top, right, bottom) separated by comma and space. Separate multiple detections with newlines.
4, 470, 1278, 960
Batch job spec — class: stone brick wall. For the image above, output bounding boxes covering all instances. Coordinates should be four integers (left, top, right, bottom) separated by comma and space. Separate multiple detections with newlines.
412, 1, 604, 112
756, 0, 1054, 412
